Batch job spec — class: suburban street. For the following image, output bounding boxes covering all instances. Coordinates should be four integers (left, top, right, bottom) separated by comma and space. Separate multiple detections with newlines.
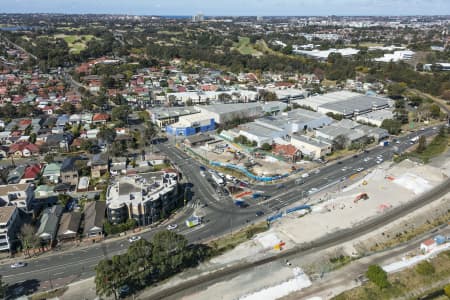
0, 126, 445, 296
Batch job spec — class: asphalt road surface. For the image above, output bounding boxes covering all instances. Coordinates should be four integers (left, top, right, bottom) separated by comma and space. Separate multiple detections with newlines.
0, 126, 444, 296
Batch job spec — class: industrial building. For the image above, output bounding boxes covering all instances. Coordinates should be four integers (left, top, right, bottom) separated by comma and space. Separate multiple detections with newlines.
294, 91, 392, 118
255, 108, 333, 133
374, 50, 415, 63
317, 95, 390, 118
315, 119, 389, 146
106, 172, 179, 226
165, 112, 215, 136
237, 122, 286, 146
148, 107, 199, 128
293, 48, 360, 60
196, 103, 263, 124
290, 134, 332, 159
355, 109, 394, 127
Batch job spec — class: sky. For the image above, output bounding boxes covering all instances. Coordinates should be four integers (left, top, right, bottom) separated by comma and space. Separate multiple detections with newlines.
3, 0, 450, 16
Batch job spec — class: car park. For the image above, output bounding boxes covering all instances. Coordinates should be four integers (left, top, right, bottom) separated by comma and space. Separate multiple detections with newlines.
128, 236, 142, 243
167, 224, 178, 230
11, 262, 26, 269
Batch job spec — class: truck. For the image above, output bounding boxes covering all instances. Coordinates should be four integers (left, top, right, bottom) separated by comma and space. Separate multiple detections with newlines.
211, 172, 224, 185
379, 140, 389, 147
185, 216, 202, 228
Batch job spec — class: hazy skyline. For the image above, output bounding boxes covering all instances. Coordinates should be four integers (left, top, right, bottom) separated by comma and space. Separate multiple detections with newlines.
3, 0, 450, 16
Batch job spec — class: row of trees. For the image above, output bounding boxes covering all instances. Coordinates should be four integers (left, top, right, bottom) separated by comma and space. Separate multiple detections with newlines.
95, 231, 210, 299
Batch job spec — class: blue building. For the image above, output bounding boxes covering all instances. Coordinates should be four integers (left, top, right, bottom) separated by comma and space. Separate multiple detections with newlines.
166, 113, 215, 136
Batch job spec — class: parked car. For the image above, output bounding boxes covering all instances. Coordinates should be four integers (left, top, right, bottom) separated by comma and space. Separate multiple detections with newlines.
128, 236, 142, 243
167, 224, 178, 230
11, 262, 26, 269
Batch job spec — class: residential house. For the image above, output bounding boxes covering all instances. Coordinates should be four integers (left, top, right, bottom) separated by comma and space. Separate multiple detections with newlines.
91, 153, 109, 178
92, 113, 110, 125
271, 144, 301, 162
45, 133, 73, 151
0, 206, 22, 252
8, 141, 39, 157
20, 164, 42, 184
57, 212, 81, 242
42, 162, 62, 184
83, 201, 106, 239
36, 205, 63, 246
68, 114, 82, 125
7, 165, 26, 184
420, 239, 436, 253
110, 157, 127, 175
0, 183, 35, 212
55, 114, 69, 128
60, 157, 79, 187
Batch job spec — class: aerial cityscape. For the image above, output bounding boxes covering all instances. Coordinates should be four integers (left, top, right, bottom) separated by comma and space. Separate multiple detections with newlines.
0, 1, 449, 300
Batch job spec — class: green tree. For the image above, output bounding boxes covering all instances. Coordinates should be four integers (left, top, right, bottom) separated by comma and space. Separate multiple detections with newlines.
127, 239, 153, 285
97, 127, 116, 144
261, 143, 272, 151
415, 261, 435, 276
417, 135, 427, 153
19, 223, 39, 258
429, 104, 441, 119
151, 230, 191, 277
333, 135, 349, 151
95, 257, 123, 300
366, 264, 389, 289
444, 283, 450, 297
58, 194, 72, 208
381, 119, 402, 135
111, 105, 130, 124
60, 102, 76, 115
387, 82, 407, 99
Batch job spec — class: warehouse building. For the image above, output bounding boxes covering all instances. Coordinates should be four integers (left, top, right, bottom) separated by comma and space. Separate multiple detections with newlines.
255, 108, 333, 133
317, 95, 390, 118
196, 103, 263, 124
355, 109, 394, 127
238, 122, 286, 146
293, 91, 357, 111
293, 91, 391, 118
316, 119, 389, 147
166, 112, 215, 136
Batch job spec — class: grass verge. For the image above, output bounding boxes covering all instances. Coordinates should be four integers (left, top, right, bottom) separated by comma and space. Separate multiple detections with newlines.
332, 250, 450, 300
207, 222, 269, 256
31, 287, 68, 300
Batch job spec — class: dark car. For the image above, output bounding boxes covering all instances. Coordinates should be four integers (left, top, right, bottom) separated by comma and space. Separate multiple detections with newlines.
255, 211, 264, 217
199, 166, 206, 171
119, 285, 130, 298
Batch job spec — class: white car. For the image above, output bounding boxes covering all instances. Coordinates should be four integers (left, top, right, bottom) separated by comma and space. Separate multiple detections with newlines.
356, 167, 364, 172
395, 140, 400, 144
167, 224, 178, 230
11, 262, 26, 269
128, 236, 142, 243
341, 167, 347, 172
308, 188, 318, 195
301, 173, 310, 178
200, 171, 206, 177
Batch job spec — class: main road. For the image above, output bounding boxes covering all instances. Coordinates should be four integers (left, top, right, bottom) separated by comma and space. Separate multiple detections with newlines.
0, 126, 444, 296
